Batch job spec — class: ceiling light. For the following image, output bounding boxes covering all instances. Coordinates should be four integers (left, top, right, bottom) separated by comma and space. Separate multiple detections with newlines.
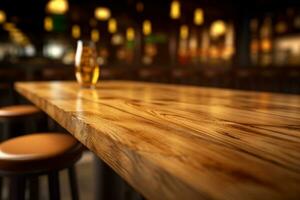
44, 17, 53, 31
108, 18, 117, 33
194, 8, 204, 25
170, 1, 180, 20
0, 10, 6, 24
72, 25, 80, 39
126, 27, 135, 41
46, 0, 69, 15
95, 7, 111, 21
143, 20, 152, 36
180, 25, 189, 39
91, 29, 100, 42
210, 20, 226, 38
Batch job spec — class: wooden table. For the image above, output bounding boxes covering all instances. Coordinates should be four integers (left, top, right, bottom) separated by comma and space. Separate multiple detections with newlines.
15, 81, 300, 200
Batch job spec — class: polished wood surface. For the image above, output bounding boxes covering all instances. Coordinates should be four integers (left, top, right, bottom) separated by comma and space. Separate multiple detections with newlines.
15, 81, 300, 200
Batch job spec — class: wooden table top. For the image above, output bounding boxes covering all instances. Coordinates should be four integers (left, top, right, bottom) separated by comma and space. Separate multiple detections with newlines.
15, 81, 300, 200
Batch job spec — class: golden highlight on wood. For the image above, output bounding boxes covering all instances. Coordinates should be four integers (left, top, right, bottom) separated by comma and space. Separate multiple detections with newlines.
15, 81, 300, 200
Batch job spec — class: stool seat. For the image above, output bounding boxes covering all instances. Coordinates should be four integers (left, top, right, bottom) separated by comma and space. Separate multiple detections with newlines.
0, 133, 82, 175
0, 105, 41, 118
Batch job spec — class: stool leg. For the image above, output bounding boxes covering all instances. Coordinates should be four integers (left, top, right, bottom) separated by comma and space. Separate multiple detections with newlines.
94, 156, 124, 200
48, 171, 61, 200
9, 176, 26, 200
36, 114, 48, 133
2, 120, 12, 140
28, 176, 39, 200
68, 166, 79, 200
0, 177, 2, 199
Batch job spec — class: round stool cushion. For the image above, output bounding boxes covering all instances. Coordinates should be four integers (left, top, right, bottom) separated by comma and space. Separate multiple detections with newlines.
0, 133, 82, 175
0, 105, 41, 118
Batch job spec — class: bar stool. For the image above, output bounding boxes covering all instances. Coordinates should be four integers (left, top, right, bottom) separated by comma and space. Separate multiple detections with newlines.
0, 133, 83, 200
0, 105, 46, 140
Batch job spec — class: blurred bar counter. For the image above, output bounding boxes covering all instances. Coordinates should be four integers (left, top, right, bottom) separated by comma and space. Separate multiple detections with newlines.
0, 58, 300, 107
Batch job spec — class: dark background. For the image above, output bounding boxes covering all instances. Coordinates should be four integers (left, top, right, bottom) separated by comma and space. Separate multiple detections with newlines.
0, 0, 300, 106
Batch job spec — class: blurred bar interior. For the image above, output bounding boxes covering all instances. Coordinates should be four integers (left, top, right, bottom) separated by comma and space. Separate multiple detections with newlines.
0, 1, 300, 199
1, 0, 300, 106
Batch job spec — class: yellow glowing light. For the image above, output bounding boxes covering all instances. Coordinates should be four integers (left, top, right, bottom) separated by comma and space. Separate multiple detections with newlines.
91, 29, 100, 42
209, 46, 219, 58
95, 7, 111, 21
194, 8, 204, 25
3, 23, 16, 31
261, 39, 272, 53
210, 20, 226, 38
170, 1, 180, 19
72, 25, 80, 39
9, 30, 23, 38
143, 20, 152, 36
10, 30, 29, 45
9, 28, 22, 35
44, 17, 53, 31
0, 10, 6, 24
111, 34, 124, 45
189, 37, 198, 50
222, 46, 235, 60
108, 18, 117, 33
10, 35, 23, 43
126, 27, 135, 41
14, 36, 25, 43
136, 2, 144, 12
180, 25, 189, 40
46, 0, 69, 15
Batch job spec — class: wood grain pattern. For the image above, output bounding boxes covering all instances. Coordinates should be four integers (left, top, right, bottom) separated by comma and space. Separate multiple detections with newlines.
15, 81, 300, 200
